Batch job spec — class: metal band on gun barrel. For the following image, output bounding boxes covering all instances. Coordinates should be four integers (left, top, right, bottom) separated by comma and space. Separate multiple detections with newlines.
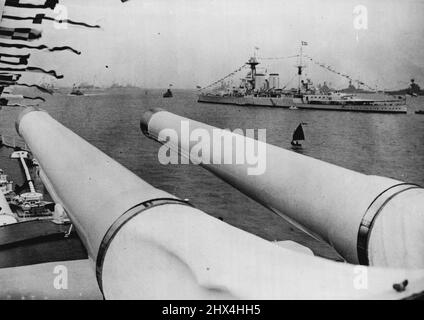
357, 183, 422, 265
95, 198, 193, 294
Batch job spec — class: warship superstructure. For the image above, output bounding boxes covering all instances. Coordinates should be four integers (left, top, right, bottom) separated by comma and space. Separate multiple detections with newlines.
198, 48, 408, 113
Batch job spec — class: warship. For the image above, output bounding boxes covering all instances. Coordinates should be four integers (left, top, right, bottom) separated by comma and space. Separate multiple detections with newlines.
198, 47, 407, 114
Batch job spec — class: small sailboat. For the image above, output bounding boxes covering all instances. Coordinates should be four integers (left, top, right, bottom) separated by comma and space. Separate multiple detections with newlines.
291, 123, 305, 147
163, 89, 173, 98
163, 84, 173, 98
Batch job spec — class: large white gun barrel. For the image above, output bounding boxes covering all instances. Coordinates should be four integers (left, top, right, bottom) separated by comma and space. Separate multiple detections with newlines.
15, 107, 424, 299
140, 109, 424, 269
15, 108, 187, 298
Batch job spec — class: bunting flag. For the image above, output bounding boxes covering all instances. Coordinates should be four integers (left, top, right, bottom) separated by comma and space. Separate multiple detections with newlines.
0, 66, 63, 78
258, 54, 299, 60
0, 81, 53, 94
4, 102, 40, 108
15, 82, 53, 94
301, 41, 308, 46
22, 95, 45, 101
0, 42, 81, 54
0, 73, 21, 82
0, 53, 30, 66
305, 54, 376, 91
201, 64, 247, 90
5, 0, 58, 10
0, 26, 42, 41
0, 0, 100, 107
2, 13, 101, 29
0, 79, 14, 85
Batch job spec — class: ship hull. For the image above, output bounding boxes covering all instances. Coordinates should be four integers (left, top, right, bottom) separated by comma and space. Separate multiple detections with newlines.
198, 95, 407, 113
198, 94, 292, 107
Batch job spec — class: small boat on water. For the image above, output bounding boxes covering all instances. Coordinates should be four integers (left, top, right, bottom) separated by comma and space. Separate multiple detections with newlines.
163, 88, 173, 98
291, 123, 305, 148
70, 85, 84, 96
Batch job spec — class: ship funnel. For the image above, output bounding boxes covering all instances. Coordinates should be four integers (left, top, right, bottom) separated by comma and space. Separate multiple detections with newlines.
269, 73, 280, 89
140, 109, 424, 269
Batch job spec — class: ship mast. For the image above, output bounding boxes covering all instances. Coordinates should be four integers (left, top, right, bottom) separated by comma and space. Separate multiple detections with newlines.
246, 56, 259, 91
297, 43, 305, 94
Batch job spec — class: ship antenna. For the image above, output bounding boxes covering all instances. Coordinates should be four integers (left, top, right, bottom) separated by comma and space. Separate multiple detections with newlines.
296, 41, 309, 94
297, 42, 304, 94
247, 54, 259, 92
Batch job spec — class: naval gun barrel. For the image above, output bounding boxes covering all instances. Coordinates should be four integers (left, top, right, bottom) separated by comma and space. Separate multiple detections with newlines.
15, 107, 424, 299
140, 109, 424, 268
17, 152, 36, 193
15, 107, 184, 298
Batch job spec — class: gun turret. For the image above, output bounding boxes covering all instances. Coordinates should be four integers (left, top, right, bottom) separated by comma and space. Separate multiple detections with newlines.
140, 109, 424, 269
13, 107, 424, 299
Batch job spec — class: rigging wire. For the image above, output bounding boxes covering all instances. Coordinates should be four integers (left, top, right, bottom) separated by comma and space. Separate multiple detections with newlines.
199, 64, 248, 91
258, 54, 299, 60
281, 74, 298, 90
304, 55, 376, 91
200, 55, 300, 91
200, 53, 383, 93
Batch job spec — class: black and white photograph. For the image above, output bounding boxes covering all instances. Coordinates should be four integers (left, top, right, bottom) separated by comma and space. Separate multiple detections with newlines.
0, 0, 423, 304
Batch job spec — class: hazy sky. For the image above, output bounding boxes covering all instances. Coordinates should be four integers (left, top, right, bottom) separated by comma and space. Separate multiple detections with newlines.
2, 0, 424, 89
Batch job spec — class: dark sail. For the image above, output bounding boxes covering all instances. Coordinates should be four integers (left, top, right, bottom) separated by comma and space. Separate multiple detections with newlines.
292, 124, 305, 141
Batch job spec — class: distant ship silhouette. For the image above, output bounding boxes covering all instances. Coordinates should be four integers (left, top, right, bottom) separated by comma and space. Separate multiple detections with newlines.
387, 79, 423, 96
339, 81, 374, 94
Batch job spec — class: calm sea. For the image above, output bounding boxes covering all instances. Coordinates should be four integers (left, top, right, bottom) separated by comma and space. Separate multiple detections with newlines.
1, 89, 423, 260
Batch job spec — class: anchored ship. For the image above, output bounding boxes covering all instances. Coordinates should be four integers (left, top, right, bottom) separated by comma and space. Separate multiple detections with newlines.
70, 84, 84, 96
198, 46, 407, 113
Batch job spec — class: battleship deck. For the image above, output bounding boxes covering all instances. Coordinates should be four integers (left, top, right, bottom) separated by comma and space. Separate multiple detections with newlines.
198, 94, 408, 113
